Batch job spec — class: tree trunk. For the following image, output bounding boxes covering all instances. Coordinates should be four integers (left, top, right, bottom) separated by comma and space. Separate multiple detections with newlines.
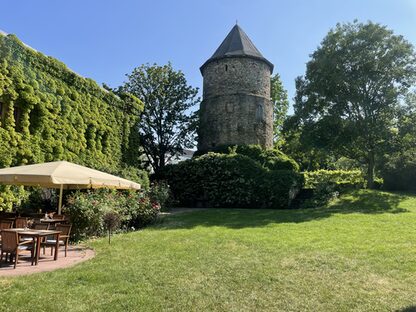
367, 150, 375, 189
154, 152, 166, 175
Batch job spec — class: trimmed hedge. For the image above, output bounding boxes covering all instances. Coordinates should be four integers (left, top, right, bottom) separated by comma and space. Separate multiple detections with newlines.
303, 170, 365, 189
159, 153, 303, 209
193, 144, 299, 172
299, 169, 365, 208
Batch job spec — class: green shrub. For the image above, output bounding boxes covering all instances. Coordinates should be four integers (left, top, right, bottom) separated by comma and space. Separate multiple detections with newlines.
194, 144, 299, 172
382, 151, 416, 191
123, 192, 160, 229
64, 189, 160, 241
301, 170, 365, 208
303, 170, 365, 190
149, 181, 171, 211
300, 181, 339, 209
64, 191, 110, 241
160, 153, 303, 209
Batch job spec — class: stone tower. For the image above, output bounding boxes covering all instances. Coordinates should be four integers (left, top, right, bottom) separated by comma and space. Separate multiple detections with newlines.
198, 25, 274, 152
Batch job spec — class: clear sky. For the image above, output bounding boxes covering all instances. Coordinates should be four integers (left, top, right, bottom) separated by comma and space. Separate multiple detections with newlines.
2, 0, 416, 112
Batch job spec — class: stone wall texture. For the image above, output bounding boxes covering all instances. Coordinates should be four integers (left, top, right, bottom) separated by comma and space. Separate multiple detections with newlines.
198, 57, 273, 151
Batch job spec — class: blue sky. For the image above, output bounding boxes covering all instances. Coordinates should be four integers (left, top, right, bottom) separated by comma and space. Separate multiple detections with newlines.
2, 0, 416, 112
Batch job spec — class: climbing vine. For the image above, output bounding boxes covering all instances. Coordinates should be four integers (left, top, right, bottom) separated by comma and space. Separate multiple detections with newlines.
0, 34, 145, 209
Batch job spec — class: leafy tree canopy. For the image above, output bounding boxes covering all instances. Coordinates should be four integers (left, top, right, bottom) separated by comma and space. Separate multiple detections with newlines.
293, 21, 416, 187
270, 73, 289, 146
122, 63, 199, 174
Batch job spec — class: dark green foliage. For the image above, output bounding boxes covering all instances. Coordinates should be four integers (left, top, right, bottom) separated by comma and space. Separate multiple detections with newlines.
382, 151, 416, 191
121, 63, 199, 174
64, 190, 160, 241
149, 181, 171, 211
0, 34, 145, 209
381, 93, 416, 192
160, 153, 303, 209
304, 170, 365, 189
293, 21, 416, 187
300, 182, 339, 209
301, 170, 365, 208
271, 73, 289, 145
194, 144, 299, 172
280, 116, 334, 171
123, 193, 160, 229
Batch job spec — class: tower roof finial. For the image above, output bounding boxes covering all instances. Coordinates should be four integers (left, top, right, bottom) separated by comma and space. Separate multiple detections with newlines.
200, 24, 274, 73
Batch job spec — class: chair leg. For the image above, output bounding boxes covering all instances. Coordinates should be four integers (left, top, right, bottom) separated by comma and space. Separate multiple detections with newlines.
65, 240, 68, 257
31, 246, 34, 266
14, 250, 18, 269
50, 246, 53, 256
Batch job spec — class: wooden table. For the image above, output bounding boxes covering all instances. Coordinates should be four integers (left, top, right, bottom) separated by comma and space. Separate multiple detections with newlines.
11, 229, 61, 265
40, 219, 66, 226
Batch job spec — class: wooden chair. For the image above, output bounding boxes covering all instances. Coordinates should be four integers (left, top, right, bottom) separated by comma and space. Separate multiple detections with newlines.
0, 220, 14, 248
14, 217, 28, 228
42, 224, 72, 257
33, 223, 49, 231
0, 230, 34, 268
54, 215, 65, 220
0, 220, 13, 230
22, 223, 49, 243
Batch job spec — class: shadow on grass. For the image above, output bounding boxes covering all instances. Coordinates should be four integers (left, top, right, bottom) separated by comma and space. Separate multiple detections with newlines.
397, 306, 416, 312
157, 190, 410, 229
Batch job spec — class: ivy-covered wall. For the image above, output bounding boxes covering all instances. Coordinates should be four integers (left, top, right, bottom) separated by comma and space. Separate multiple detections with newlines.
0, 34, 145, 209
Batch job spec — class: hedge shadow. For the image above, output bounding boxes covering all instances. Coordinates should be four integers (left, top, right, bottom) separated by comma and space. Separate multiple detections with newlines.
158, 191, 409, 230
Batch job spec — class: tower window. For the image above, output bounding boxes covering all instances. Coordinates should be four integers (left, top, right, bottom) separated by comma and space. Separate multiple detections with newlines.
225, 65, 228, 72
256, 104, 265, 122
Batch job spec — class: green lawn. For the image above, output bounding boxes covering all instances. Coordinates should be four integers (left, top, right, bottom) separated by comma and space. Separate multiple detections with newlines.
1, 190, 416, 311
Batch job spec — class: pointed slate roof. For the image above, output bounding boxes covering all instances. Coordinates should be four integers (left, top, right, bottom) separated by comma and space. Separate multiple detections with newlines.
200, 25, 273, 73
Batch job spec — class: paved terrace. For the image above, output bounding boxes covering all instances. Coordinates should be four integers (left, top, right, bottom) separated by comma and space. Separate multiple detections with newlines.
0, 246, 95, 277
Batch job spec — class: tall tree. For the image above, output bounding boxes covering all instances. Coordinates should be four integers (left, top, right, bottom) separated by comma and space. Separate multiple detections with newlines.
281, 116, 333, 171
122, 63, 199, 174
270, 73, 289, 146
293, 21, 416, 187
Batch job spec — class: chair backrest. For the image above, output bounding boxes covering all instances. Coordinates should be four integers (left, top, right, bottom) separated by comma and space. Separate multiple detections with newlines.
0, 220, 13, 230
56, 224, 72, 236
54, 215, 65, 220
14, 217, 28, 228
0, 230, 18, 252
33, 223, 49, 231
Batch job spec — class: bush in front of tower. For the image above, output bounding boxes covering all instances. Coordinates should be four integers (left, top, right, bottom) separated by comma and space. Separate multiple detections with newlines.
193, 144, 299, 172
158, 150, 303, 209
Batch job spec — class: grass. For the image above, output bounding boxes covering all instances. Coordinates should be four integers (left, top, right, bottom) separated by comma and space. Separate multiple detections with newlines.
1, 189, 416, 311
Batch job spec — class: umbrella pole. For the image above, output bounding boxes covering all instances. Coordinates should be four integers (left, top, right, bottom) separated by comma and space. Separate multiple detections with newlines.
58, 184, 63, 215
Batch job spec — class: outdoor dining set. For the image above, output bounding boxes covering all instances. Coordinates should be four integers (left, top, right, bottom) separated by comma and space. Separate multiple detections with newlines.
0, 213, 71, 269
0, 161, 141, 271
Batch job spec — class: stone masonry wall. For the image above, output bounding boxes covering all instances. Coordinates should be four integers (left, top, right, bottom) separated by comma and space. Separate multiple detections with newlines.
198, 57, 273, 151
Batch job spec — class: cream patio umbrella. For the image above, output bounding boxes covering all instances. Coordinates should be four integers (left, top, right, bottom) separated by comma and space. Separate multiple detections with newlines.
0, 161, 141, 214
